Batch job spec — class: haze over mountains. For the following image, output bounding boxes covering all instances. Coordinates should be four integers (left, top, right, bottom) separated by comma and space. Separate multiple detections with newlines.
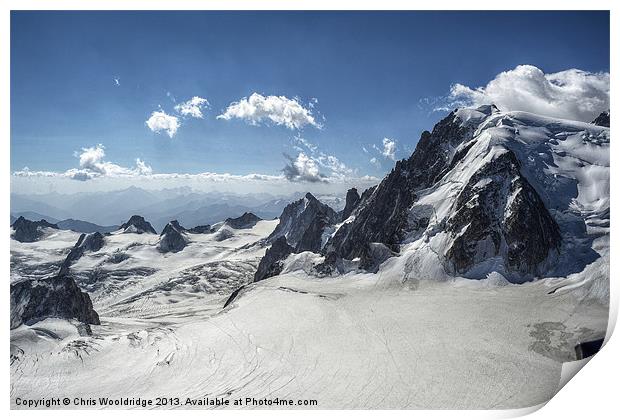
10, 188, 346, 232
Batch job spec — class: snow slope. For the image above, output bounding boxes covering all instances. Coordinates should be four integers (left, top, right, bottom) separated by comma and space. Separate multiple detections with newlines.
10, 270, 607, 409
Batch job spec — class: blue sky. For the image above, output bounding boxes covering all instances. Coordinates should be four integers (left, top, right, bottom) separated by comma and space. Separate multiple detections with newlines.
11, 11, 610, 192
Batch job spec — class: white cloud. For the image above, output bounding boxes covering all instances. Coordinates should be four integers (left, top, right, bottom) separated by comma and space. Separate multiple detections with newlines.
315, 153, 354, 180
135, 158, 153, 176
381, 138, 397, 161
13, 144, 154, 181
282, 152, 326, 183
293, 135, 318, 153
14, 144, 371, 187
446, 65, 609, 122
113, 77, 120, 86
146, 110, 180, 138
217, 93, 321, 130
370, 157, 380, 167
174, 96, 210, 119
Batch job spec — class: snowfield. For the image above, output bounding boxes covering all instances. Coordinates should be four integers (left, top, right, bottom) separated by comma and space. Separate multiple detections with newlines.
10, 109, 610, 410
10, 270, 607, 409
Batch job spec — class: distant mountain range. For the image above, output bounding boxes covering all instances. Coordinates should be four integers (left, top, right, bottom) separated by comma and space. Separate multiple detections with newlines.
10, 212, 118, 234
10, 188, 346, 232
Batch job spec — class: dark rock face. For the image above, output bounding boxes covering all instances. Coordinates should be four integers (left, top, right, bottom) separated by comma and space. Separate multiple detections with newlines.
119, 215, 157, 234
268, 193, 337, 252
339, 188, 361, 221
158, 220, 188, 253
445, 150, 561, 275
161, 220, 186, 234
59, 232, 105, 275
225, 212, 262, 229
10, 274, 100, 329
188, 224, 212, 234
254, 237, 294, 282
592, 110, 610, 127
11, 216, 58, 243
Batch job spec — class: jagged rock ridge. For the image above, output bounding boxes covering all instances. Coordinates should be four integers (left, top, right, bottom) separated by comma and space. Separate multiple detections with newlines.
592, 110, 610, 127
445, 150, 561, 275
339, 188, 360, 222
254, 237, 294, 282
59, 232, 105, 275
10, 274, 100, 329
267, 192, 338, 253
326, 106, 500, 262
256, 105, 582, 282
158, 220, 188, 253
11, 216, 58, 243
187, 224, 212, 234
119, 215, 157, 234
225, 212, 262, 229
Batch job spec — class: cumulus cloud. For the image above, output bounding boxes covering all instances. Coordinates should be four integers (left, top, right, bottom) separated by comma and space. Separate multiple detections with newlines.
14, 144, 153, 181
146, 110, 180, 138
217, 93, 321, 130
289, 136, 356, 181
174, 96, 210, 119
381, 138, 397, 161
446, 65, 609, 122
282, 152, 327, 183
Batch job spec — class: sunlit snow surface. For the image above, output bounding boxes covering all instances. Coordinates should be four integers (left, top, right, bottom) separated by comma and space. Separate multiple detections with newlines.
10, 111, 609, 409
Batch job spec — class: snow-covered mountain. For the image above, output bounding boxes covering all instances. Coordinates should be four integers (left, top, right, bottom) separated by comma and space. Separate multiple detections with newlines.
10, 106, 609, 409
255, 106, 609, 293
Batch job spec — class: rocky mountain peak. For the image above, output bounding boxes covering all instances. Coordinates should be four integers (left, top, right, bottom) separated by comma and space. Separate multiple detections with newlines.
225, 212, 262, 229
119, 215, 157, 234
10, 274, 100, 329
340, 188, 361, 222
11, 216, 59, 243
319, 105, 570, 281
445, 149, 561, 276
187, 224, 212, 234
161, 220, 186, 236
158, 220, 188, 253
59, 232, 106, 275
254, 237, 294, 282
267, 192, 337, 252
592, 110, 610, 127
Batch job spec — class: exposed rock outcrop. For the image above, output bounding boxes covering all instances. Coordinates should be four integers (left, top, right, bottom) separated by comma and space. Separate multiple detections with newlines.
225, 212, 262, 229
225, 212, 263, 229
188, 224, 212, 234
10, 274, 100, 329
158, 220, 188, 253
59, 232, 105, 275
445, 150, 561, 275
254, 237, 294, 282
119, 215, 157, 234
267, 193, 338, 253
339, 188, 361, 222
592, 110, 610, 127
11, 216, 58, 243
